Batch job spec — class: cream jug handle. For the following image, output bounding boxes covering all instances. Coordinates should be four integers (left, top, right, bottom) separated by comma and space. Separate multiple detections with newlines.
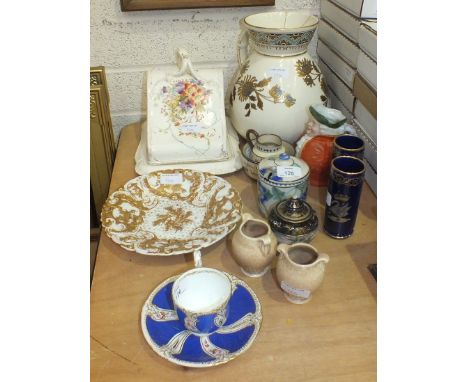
315, 253, 330, 265
246, 129, 259, 149
236, 29, 249, 66
258, 236, 271, 257
242, 212, 254, 222
277, 243, 289, 258
193, 249, 203, 268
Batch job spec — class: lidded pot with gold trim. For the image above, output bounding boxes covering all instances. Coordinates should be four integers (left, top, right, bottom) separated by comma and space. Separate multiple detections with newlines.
268, 198, 318, 244
228, 11, 328, 144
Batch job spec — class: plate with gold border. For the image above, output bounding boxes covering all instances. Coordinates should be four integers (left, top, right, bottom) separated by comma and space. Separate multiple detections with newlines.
101, 169, 242, 256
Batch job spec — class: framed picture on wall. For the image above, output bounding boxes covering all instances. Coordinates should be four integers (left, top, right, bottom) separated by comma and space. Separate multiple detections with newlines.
120, 0, 275, 11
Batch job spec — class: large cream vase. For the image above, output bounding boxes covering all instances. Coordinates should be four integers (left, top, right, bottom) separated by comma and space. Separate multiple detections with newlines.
228, 11, 328, 144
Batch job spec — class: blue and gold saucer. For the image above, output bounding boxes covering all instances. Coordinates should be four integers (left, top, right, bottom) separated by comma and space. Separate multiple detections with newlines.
141, 272, 262, 367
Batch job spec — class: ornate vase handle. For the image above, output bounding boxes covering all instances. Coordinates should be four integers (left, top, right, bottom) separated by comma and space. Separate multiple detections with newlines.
246, 129, 258, 149
236, 29, 250, 66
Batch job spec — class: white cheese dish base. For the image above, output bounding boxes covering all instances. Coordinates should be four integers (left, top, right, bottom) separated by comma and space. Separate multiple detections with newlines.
135, 118, 242, 176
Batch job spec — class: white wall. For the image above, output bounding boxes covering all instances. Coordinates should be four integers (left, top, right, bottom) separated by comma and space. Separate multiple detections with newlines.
91, 0, 320, 141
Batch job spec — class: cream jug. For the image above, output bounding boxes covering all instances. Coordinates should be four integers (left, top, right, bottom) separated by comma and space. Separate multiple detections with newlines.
276, 243, 329, 304
230, 213, 277, 277
246, 129, 286, 162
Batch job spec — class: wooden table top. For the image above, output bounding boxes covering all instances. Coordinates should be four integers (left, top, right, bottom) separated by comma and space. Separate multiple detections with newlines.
91, 123, 377, 382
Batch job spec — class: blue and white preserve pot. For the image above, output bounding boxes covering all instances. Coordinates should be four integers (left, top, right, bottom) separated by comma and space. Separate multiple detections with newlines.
257, 153, 310, 216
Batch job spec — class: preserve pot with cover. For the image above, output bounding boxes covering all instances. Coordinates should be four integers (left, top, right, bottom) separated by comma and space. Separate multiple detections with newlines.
257, 153, 309, 217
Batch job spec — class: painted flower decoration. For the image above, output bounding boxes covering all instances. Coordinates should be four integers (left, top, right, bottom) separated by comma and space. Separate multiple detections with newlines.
160, 79, 212, 126
237, 75, 258, 102
179, 98, 193, 111
230, 60, 296, 116
296, 58, 312, 76
259, 182, 270, 203
284, 94, 296, 108
296, 58, 322, 87
269, 85, 284, 103
269, 85, 295, 107
175, 82, 185, 94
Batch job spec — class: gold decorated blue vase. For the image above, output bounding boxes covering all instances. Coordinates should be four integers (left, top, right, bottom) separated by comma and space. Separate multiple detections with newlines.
324, 156, 365, 239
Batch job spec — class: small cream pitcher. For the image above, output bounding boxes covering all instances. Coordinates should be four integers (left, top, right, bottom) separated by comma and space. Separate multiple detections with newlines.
230, 213, 277, 277
276, 243, 329, 304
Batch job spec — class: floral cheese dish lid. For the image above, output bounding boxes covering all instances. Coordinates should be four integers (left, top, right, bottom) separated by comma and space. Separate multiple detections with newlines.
258, 153, 309, 184
146, 49, 228, 165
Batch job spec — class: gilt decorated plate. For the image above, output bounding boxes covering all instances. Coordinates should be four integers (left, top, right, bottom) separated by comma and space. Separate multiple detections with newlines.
101, 169, 242, 256
141, 273, 262, 367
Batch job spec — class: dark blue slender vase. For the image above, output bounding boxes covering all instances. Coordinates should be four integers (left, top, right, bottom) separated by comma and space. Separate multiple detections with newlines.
324, 156, 365, 239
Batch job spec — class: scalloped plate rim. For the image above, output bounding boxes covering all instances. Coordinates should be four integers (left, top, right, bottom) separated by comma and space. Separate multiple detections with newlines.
101, 169, 242, 256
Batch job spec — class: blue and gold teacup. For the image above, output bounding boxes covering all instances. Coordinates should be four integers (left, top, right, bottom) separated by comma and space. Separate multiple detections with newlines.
172, 267, 233, 334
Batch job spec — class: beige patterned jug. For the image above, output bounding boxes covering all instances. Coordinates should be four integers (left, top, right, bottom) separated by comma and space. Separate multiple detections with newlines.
276, 243, 329, 304
230, 213, 277, 277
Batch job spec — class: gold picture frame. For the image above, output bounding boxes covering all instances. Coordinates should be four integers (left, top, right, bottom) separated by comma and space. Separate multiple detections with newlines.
120, 0, 274, 11
90, 67, 116, 219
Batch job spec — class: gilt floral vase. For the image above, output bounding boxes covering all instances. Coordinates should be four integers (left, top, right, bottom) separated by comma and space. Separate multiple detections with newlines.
228, 11, 328, 144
